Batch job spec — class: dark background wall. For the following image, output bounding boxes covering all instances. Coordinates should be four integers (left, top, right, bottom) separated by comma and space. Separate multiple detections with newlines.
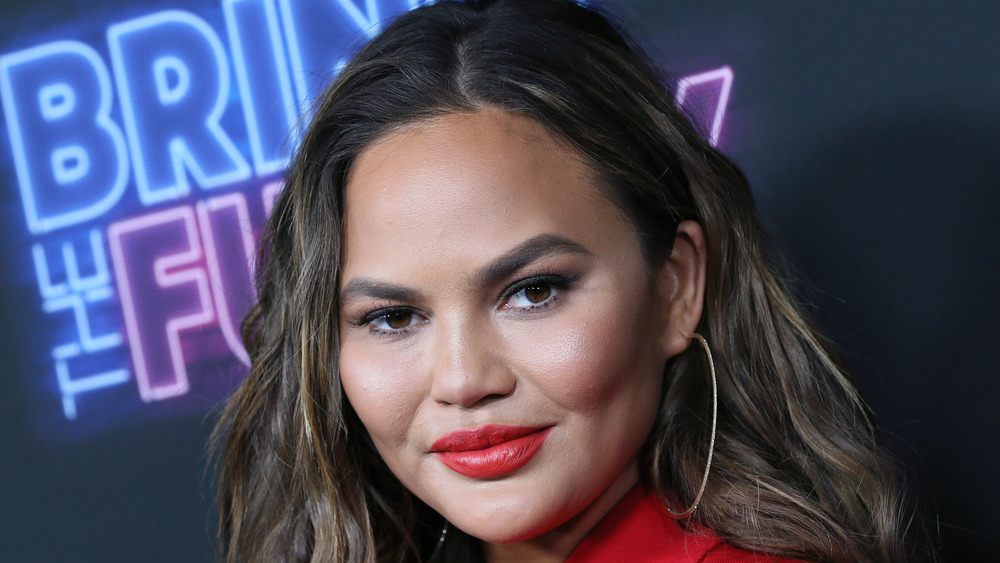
629, 3, 1000, 559
0, 1, 996, 561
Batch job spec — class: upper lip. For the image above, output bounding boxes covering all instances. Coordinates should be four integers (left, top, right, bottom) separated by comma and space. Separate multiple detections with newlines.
431, 424, 549, 452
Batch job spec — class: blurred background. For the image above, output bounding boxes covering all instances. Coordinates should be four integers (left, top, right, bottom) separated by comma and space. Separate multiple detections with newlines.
0, 0, 996, 560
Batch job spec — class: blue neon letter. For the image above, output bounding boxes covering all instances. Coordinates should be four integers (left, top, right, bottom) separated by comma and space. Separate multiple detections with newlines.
224, 0, 299, 175
279, 0, 415, 108
0, 41, 128, 234
108, 11, 250, 206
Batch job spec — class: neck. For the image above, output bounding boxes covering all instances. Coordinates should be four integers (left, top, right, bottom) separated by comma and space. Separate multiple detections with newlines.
482, 463, 640, 563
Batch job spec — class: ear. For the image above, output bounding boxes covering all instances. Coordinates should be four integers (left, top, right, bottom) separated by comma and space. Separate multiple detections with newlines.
656, 220, 707, 358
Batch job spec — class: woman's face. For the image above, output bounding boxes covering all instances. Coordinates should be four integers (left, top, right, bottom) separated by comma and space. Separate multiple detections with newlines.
338, 109, 685, 557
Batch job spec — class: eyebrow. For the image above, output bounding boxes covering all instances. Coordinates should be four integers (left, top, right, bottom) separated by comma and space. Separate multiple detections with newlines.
339, 278, 426, 307
471, 234, 591, 288
339, 234, 591, 306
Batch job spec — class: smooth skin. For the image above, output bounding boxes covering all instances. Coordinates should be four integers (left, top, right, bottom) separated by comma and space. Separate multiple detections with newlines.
338, 108, 706, 562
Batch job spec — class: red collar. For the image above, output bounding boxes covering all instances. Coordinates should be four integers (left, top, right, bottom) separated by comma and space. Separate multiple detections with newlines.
565, 485, 806, 563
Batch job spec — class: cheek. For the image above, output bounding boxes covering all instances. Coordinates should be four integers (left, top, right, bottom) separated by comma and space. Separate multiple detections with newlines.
339, 345, 424, 451
514, 299, 663, 411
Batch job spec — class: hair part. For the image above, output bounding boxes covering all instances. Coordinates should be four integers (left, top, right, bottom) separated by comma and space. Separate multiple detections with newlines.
215, 1, 915, 561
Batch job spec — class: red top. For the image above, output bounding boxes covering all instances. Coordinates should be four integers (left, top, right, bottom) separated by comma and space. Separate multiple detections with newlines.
565, 485, 808, 563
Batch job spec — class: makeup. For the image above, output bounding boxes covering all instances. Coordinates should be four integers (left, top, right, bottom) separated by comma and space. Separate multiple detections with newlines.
338, 109, 669, 546
432, 425, 552, 479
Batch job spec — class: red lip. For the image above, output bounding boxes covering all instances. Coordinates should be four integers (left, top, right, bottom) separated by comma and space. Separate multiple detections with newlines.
432, 424, 551, 479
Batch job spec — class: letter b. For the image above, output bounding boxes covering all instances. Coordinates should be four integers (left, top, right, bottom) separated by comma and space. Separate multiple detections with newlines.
0, 41, 128, 234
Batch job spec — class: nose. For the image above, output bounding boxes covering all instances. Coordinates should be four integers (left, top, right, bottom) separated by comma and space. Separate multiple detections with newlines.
429, 319, 515, 407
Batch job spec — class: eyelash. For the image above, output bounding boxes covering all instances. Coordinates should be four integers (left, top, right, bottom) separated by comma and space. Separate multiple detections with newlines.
349, 272, 578, 337
348, 305, 423, 337
498, 273, 575, 313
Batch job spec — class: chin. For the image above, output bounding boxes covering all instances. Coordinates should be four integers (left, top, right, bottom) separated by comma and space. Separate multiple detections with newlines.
455, 521, 543, 545
443, 499, 564, 545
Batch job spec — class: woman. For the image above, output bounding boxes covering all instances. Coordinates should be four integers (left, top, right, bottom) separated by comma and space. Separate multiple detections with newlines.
215, 1, 912, 561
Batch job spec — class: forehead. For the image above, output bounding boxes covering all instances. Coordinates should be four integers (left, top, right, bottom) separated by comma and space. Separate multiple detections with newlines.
340, 109, 632, 279
346, 109, 596, 214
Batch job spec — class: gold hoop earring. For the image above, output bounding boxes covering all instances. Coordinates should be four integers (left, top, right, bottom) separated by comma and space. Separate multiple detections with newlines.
665, 333, 718, 519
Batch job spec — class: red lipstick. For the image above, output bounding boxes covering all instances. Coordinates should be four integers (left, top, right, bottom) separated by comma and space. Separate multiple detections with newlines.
431, 424, 551, 479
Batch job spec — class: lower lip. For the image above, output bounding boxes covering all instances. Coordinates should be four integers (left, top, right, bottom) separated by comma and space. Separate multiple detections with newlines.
435, 428, 552, 479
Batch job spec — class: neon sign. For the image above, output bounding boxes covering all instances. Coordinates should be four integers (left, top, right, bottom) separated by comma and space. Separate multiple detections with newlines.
0, 0, 732, 432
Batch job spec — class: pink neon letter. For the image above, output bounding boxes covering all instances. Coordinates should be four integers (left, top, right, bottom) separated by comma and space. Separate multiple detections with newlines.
676, 66, 733, 147
197, 193, 256, 366
261, 179, 283, 217
108, 206, 214, 402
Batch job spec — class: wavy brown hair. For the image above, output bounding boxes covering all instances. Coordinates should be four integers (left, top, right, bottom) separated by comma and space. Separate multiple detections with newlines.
214, 1, 915, 561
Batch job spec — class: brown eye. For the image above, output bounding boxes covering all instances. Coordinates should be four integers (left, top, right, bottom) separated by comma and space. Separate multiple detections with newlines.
384, 311, 413, 329
506, 282, 555, 309
523, 284, 551, 304
369, 309, 420, 332
503, 275, 571, 311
